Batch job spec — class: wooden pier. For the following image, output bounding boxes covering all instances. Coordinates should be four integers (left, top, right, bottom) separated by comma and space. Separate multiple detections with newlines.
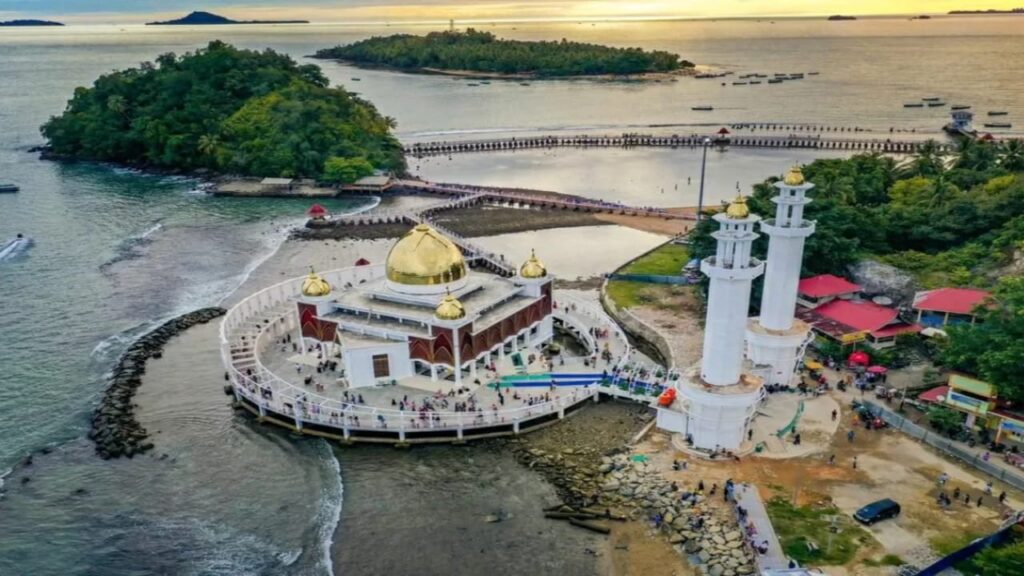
405, 133, 957, 157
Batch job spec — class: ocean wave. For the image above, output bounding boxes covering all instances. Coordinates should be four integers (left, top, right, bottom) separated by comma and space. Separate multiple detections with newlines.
315, 440, 344, 576
0, 466, 11, 491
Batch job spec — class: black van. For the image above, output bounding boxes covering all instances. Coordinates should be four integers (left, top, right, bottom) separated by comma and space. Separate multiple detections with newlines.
854, 499, 901, 525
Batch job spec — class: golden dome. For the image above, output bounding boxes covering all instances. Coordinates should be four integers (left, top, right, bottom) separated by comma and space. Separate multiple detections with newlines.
435, 290, 466, 320
386, 224, 467, 286
783, 165, 805, 186
301, 267, 332, 297
725, 195, 750, 219
519, 249, 547, 279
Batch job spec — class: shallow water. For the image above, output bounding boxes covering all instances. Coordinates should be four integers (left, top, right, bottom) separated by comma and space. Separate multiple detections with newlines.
1, 16, 1022, 575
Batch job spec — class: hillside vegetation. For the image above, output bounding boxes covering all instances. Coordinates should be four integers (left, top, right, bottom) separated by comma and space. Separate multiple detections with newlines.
41, 41, 403, 180
314, 29, 691, 77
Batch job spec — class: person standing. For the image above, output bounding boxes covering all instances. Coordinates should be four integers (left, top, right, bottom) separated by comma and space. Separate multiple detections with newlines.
852, 456, 858, 470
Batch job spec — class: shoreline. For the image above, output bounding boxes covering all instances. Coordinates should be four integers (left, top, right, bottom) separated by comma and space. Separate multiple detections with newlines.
312, 57, 696, 82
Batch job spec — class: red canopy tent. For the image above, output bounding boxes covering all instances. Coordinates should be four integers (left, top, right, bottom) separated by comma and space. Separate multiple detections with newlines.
867, 365, 888, 374
354, 257, 371, 266
717, 127, 731, 136
848, 350, 870, 366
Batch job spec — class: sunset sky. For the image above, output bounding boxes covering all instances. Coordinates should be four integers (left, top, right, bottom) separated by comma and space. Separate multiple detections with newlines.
2, 0, 1021, 23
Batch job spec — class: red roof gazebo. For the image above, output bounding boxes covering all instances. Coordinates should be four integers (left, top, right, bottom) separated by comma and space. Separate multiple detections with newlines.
307, 204, 328, 220
354, 257, 370, 266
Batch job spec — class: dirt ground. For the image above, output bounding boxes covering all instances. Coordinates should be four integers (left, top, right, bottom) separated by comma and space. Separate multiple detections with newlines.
632, 389, 1023, 574
627, 287, 704, 368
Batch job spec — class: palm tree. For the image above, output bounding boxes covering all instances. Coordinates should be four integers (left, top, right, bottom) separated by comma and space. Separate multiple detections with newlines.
197, 134, 220, 157
999, 139, 1024, 172
905, 139, 946, 178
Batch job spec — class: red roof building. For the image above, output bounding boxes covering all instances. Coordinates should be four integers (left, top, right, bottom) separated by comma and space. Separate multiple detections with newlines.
796, 274, 862, 309
913, 287, 990, 328
797, 298, 921, 348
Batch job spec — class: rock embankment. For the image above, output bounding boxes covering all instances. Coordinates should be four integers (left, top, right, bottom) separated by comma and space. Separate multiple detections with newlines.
89, 307, 225, 459
506, 403, 756, 576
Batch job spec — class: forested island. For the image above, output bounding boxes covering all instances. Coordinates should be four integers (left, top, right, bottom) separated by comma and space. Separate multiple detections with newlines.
949, 8, 1024, 14
40, 41, 402, 181
147, 11, 308, 25
0, 19, 63, 26
314, 29, 692, 78
690, 141, 1024, 400
826, 15, 858, 21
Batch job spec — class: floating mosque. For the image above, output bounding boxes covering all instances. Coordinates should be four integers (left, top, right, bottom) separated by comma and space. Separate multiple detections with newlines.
656, 166, 815, 451
221, 165, 815, 449
295, 224, 554, 389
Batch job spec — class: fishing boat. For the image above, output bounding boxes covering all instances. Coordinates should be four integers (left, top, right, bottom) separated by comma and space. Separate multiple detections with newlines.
988, 111, 1009, 116
951, 105, 971, 110
904, 103, 925, 108
808, 71, 820, 75
466, 83, 479, 87
0, 183, 19, 193
351, 77, 361, 81
691, 106, 714, 111
749, 81, 762, 85
481, 81, 491, 85
922, 97, 942, 102
927, 101, 947, 107
733, 81, 748, 85
768, 79, 783, 84
519, 82, 531, 86
984, 123, 1012, 129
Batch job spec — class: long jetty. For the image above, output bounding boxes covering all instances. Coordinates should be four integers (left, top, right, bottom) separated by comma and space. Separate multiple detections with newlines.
405, 133, 957, 157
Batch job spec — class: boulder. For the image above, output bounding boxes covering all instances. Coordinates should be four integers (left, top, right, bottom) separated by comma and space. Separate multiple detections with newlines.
847, 259, 918, 306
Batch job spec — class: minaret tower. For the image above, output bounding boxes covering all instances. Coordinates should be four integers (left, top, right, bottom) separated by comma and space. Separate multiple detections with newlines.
746, 166, 816, 386
657, 195, 766, 451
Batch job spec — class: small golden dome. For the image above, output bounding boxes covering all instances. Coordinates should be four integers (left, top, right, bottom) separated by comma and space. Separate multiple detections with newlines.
520, 249, 547, 279
386, 224, 467, 286
435, 290, 466, 321
725, 195, 750, 219
783, 165, 805, 186
301, 267, 332, 297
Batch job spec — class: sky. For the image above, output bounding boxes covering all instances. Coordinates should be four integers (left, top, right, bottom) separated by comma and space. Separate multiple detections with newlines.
1, 1, 1021, 24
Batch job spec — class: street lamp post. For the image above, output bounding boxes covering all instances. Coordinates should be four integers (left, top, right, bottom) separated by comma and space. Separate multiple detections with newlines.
696, 137, 712, 222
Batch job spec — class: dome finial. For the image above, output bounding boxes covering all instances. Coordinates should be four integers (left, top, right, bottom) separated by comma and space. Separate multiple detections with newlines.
784, 165, 805, 186
301, 266, 332, 297
520, 248, 547, 279
435, 287, 466, 320
725, 194, 750, 219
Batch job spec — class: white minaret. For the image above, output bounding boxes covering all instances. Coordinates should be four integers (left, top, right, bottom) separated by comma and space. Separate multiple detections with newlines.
701, 199, 765, 385
746, 166, 816, 386
656, 195, 766, 451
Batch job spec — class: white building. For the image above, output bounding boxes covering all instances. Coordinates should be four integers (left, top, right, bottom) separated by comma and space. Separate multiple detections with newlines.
657, 196, 766, 451
295, 224, 555, 389
746, 167, 816, 386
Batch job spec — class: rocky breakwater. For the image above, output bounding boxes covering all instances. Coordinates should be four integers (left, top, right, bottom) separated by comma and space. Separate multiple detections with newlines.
595, 454, 756, 576
89, 308, 225, 459
506, 403, 756, 576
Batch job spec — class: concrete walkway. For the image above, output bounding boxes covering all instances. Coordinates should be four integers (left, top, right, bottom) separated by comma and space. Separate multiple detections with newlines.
733, 483, 789, 571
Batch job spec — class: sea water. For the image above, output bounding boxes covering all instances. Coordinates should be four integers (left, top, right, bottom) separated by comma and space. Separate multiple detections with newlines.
1, 16, 1022, 575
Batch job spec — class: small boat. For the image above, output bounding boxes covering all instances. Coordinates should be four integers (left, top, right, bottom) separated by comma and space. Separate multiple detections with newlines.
519, 82, 531, 86
0, 234, 32, 261
466, 83, 479, 87
768, 79, 783, 84
904, 103, 924, 108
984, 123, 1012, 129
988, 111, 1009, 116
927, 101, 947, 107
351, 77, 361, 81
691, 106, 714, 111
922, 97, 942, 102
481, 81, 491, 85
951, 105, 971, 110
808, 71, 820, 75
0, 183, 19, 193
732, 81, 748, 85
749, 81, 762, 85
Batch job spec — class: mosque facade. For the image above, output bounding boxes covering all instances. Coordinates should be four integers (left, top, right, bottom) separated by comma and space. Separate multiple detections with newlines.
294, 224, 554, 389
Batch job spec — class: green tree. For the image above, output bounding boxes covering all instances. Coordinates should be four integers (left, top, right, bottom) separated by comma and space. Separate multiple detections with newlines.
927, 406, 965, 436
322, 156, 375, 184
968, 539, 1024, 575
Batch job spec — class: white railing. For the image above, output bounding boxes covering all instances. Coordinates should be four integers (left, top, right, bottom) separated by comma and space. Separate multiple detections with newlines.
220, 264, 606, 436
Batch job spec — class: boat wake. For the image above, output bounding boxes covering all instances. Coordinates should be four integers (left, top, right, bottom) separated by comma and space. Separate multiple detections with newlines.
99, 221, 163, 271
0, 234, 33, 261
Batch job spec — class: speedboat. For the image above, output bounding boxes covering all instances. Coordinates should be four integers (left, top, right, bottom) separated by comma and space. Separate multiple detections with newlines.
904, 103, 924, 108
984, 123, 1012, 129
691, 106, 714, 111
989, 111, 1009, 116
951, 105, 971, 110
0, 183, 18, 193
0, 234, 32, 260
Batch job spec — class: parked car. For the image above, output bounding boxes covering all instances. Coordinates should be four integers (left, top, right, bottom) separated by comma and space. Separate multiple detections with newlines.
854, 498, 901, 525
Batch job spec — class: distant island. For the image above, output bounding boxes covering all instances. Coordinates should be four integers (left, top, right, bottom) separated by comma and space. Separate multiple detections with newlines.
827, 15, 858, 21
314, 29, 693, 79
0, 19, 64, 26
40, 41, 402, 182
949, 8, 1024, 14
146, 11, 308, 25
